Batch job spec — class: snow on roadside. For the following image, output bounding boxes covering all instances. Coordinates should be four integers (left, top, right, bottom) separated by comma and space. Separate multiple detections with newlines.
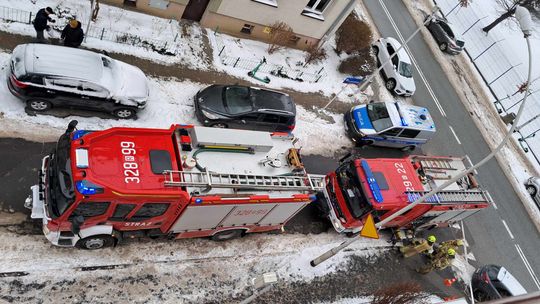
0, 227, 387, 302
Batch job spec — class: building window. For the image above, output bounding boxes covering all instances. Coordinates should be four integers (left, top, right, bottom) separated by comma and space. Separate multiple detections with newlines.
251, 0, 278, 7
302, 0, 331, 20
123, 0, 137, 7
241, 24, 255, 34
148, 0, 169, 10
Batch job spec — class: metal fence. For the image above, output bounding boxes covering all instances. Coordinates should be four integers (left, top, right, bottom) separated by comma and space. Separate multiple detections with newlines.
0, 5, 178, 55
0, 5, 32, 24
436, 0, 540, 166
213, 32, 327, 83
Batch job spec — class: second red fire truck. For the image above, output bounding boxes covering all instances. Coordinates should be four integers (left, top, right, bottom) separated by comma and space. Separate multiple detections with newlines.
319, 154, 492, 236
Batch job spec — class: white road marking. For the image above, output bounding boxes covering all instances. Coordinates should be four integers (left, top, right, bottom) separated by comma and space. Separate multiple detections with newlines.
464, 155, 479, 174
501, 219, 514, 239
492, 202, 498, 209
515, 244, 540, 290
460, 221, 476, 304
377, 0, 447, 117
449, 126, 462, 145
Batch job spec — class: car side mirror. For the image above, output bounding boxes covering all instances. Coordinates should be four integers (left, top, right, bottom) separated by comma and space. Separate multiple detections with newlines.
71, 215, 84, 235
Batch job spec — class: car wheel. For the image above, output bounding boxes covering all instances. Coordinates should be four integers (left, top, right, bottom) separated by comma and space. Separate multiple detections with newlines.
401, 145, 416, 152
526, 185, 537, 196
386, 79, 396, 91
113, 108, 136, 119
211, 123, 228, 128
27, 99, 51, 111
77, 235, 115, 250
439, 43, 448, 51
211, 229, 244, 241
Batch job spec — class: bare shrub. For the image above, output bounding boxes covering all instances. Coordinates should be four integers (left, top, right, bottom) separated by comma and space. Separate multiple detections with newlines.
267, 21, 296, 54
335, 13, 373, 54
338, 48, 375, 76
304, 43, 328, 65
371, 282, 430, 304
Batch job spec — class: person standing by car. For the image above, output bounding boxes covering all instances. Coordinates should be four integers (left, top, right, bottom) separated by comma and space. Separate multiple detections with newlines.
61, 19, 84, 48
33, 7, 55, 43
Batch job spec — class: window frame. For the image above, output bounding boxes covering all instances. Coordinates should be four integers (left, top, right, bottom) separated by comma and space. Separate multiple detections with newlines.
69, 202, 111, 219
109, 203, 137, 221
251, 0, 278, 8
304, 0, 332, 14
129, 203, 170, 221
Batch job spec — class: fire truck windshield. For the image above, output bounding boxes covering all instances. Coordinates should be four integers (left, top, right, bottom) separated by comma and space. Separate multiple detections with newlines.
367, 103, 393, 132
47, 133, 75, 218
336, 163, 372, 219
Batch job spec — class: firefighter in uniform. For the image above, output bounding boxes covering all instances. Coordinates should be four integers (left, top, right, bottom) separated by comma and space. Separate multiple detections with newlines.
417, 248, 456, 274
399, 235, 437, 258
431, 239, 464, 259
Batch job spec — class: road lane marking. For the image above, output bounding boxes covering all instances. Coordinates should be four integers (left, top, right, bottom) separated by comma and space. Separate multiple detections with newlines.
501, 219, 514, 239
460, 221, 476, 304
515, 244, 540, 290
492, 202, 498, 209
377, 0, 447, 117
464, 155, 479, 174
449, 126, 462, 145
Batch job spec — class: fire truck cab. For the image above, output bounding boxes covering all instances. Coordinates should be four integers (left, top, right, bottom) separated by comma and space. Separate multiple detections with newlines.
26, 121, 324, 249
319, 155, 492, 235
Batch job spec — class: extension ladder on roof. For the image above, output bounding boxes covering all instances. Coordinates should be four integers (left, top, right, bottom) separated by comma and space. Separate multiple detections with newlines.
419, 159, 457, 171
405, 190, 490, 204
162, 170, 326, 191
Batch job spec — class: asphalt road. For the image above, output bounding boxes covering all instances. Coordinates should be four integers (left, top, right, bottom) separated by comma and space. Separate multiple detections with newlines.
364, 0, 540, 292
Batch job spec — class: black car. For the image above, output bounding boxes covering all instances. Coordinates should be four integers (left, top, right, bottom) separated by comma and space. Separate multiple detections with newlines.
425, 16, 465, 55
472, 265, 527, 302
194, 85, 296, 132
7, 44, 149, 119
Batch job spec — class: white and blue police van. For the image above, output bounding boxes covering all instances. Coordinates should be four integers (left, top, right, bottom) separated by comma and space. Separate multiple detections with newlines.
344, 101, 436, 151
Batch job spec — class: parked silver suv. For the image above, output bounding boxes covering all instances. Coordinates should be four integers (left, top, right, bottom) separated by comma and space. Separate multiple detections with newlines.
7, 44, 149, 119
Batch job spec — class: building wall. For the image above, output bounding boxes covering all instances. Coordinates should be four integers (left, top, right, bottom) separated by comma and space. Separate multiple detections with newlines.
102, 0, 187, 20
206, 0, 355, 39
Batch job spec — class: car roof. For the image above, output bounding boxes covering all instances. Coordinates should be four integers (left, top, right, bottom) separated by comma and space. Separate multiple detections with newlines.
251, 88, 295, 114
383, 37, 412, 64
21, 44, 106, 83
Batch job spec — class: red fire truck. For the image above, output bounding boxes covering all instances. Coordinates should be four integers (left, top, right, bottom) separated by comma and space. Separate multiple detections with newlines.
25, 121, 325, 249
319, 155, 492, 235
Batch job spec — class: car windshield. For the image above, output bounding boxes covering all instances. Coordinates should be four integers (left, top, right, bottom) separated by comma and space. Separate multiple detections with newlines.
224, 86, 253, 115
336, 162, 372, 219
398, 62, 413, 78
47, 133, 75, 218
367, 103, 393, 132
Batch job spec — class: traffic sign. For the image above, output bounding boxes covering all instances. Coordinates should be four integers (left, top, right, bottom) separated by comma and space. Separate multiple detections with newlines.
360, 214, 379, 239
343, 76, 364, 85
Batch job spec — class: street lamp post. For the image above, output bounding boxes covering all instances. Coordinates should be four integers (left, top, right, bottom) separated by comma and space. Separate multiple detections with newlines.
310, 5, 533, 267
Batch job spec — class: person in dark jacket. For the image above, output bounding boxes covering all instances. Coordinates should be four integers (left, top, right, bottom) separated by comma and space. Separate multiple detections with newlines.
61, 19, 84, 48
33, 7, 55, 43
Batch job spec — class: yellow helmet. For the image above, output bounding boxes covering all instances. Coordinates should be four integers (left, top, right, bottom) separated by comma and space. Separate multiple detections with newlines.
427, 235, 436, 243
456, 239, 464, 246
447, 248, 456, 256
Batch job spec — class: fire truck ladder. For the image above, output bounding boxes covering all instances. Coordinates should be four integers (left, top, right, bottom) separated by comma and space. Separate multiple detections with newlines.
405, 190, 490, 204
418, 158, 457, 171
162, 170, 326, 191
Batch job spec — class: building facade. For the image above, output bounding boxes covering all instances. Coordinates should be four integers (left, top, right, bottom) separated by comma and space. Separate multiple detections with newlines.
102, 0, 357, 49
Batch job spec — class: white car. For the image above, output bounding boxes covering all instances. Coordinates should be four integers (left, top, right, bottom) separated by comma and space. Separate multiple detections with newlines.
372, 37, 416, 97
525, 176, 540, 208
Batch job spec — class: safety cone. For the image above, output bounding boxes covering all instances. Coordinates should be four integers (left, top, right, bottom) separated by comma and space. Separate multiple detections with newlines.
443, 277, 457, 286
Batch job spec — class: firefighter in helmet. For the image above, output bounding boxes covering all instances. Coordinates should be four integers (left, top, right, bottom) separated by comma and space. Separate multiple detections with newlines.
417, 248, 456, 274
399, 235, 437, 258
431, 239, 464, 260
